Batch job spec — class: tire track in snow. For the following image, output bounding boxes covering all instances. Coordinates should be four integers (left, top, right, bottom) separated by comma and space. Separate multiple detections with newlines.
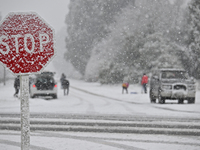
72, 86, 111, 106
71, 86, 200, 115
70, 90, 96, 114
71, 86, 139, 114
37, 132, 200, 149
38, 132, 144, 150
0, 139, 53, 150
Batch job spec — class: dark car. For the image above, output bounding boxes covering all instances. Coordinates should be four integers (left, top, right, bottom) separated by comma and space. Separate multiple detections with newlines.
150, 68, 196, 104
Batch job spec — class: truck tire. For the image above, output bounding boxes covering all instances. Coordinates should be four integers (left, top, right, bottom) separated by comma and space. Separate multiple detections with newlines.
178, 99, 184, 104
150, 90, 156, 103
188, 98, 195, 104
158, 93, 165, 104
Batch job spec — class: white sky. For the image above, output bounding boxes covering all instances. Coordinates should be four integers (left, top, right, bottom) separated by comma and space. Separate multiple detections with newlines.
0, 0, 70, 33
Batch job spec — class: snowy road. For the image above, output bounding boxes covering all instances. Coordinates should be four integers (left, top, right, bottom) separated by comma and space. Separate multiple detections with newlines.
1, 79, 200, 117
0, 79, 200, 150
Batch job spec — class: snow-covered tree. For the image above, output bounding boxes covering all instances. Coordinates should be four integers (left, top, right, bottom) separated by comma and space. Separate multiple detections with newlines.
65, 0, 135, 75
186, 0, 200, 78
139, 32, 183, 70
53, 27, 82, 79
85, 0, 186, 83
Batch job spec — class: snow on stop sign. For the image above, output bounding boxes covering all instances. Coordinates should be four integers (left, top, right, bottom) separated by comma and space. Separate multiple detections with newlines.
0, 12, 55, 75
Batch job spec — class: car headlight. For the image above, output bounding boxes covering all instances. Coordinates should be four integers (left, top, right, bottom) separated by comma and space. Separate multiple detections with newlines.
161, 85, 172, 90
188, 85, 196, 90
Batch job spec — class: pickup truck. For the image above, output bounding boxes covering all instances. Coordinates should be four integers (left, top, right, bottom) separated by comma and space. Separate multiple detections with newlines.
149, 68, 196, 104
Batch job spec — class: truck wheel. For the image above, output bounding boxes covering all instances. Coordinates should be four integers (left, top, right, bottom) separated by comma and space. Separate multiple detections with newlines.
188, 98, 195, 104
150, 90, 156, 103
178, 99, 184, 104
151, 98, 156, 103
158, 93, 165, 104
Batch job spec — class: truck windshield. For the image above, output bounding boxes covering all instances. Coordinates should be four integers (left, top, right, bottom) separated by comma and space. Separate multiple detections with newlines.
161, 71, 188, 79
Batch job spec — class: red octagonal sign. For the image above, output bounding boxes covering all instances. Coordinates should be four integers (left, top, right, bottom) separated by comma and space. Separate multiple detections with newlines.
0, 12, 55, 75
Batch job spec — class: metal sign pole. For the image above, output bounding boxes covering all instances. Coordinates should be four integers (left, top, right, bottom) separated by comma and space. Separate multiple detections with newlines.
4, 67, 6, 86
20, 75, 30, 150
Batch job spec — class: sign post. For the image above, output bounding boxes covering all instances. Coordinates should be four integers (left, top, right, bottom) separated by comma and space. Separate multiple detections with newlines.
0, 12, 55, 150
20, 75, 30, 150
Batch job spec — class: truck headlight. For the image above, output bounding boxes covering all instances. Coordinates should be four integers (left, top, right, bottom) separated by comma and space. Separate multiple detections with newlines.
161, 85, 172, 90
188, 85, 196, 90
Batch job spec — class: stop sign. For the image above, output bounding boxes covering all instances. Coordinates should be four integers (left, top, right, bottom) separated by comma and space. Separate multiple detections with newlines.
0, 12, 55, 75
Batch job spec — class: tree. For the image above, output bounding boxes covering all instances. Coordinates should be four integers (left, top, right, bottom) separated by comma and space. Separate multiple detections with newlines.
65, 0, 135, 75
85, 0, 186, 83
186, 0, 200, 78
138, 32, 183, 71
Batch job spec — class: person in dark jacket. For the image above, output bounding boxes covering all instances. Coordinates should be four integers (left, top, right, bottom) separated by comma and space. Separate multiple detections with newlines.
60, 73, 70, 95
141, 73, 148, 93
14, 76, 20, 97
62, 79, 70, 95
60, 73, 66, 87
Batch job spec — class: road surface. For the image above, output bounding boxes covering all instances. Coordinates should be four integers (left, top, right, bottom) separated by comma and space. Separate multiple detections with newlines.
0, 79, 200, 150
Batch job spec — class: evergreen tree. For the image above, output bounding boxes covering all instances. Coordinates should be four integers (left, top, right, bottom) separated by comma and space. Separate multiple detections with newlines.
187, 0, 200, 78
65, 0, 135, 75
86, 0, 186, 83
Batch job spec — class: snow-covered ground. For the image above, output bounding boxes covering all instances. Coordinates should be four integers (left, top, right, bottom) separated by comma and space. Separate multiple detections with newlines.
1, 78, 199, 117
0, 79, 200, 150
1, 130, 200, 150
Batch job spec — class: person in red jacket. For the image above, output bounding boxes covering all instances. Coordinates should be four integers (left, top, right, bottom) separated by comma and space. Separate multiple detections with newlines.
141, 73, 148, 93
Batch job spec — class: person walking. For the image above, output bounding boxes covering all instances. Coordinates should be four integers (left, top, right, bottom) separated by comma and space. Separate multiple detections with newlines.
122, 82, 129, 94
60, 73, 66, 84
14, 76, 20, 97
141, 73, 148, 93
60, 73, 70, 95
62, 79, 70, 95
